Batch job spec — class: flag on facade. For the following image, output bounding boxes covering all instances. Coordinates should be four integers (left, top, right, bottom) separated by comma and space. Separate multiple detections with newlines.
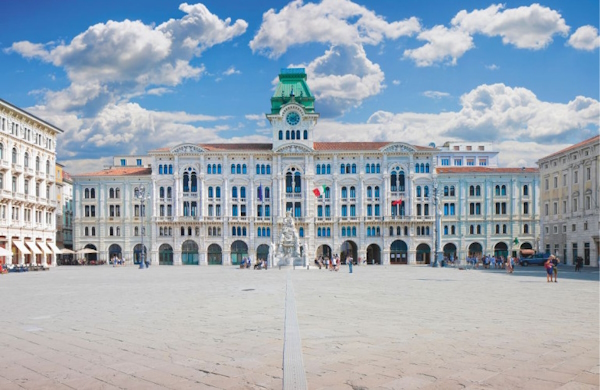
392, 199, 403, 206
513, 237, 519, 245
313, 184, 327, 197
258, 184, 263, 201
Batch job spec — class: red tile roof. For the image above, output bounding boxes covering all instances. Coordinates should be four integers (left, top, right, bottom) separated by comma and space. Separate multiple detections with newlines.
150, 142, 436, 152
436, 167, 538, 174
539, 135, 599, 161
75, 167, 152, 177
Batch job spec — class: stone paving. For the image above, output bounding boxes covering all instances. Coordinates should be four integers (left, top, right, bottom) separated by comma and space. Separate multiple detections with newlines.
0, 265, 598, 390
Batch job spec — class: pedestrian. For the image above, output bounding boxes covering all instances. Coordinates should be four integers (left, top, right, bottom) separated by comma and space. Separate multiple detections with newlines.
509, 256, 515, 273
347, 255, 353, 273
544, 258, 553, 282
551, 256, 559, 282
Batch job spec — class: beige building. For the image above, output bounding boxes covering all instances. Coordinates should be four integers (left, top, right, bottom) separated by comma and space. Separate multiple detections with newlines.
538, 135, 599, 266
0, 99, 63, 266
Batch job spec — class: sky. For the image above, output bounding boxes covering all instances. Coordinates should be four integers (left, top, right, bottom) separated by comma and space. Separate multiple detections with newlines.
1, 0, 598, 174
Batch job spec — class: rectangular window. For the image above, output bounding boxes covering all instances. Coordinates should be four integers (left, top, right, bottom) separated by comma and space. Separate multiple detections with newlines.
466, 159, 475, 166
544, 203, 549, 216
563, 200, 567, 214
553, 202, 558, 215
574, 171, 578, 183
137, 159, 142, 166
586, 167, 591, 181
441, 158, 450, 166
120, 159, 126, 166
563, 174, 567, 186
553, 225, 558, 234
523, 202, 529, 215
479, 158, 487, 166
454, 159, 462, 166
553, 176, 558, 188
545, 179, 549, 190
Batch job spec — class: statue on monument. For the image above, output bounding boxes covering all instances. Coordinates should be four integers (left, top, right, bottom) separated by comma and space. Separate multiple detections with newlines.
273, 211, 304, 267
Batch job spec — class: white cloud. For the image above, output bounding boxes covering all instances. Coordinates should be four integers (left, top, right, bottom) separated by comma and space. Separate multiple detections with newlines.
289, 44, 385, 117
422, 90, 450, 99
452, 4, 569, 49
223, 66, 241, 76
486, 64, 499, 70
568, 25, 600, 51
250, 0, 420, 58
392, 80, 401, 85
312, 83, 598, 167
404, 3, 569, 66
8, 5, 247, 95
403, 25, 473, 66
245, 114, 267, 127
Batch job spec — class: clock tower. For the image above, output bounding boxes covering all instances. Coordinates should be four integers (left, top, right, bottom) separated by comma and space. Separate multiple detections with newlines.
267, 68, 319, 151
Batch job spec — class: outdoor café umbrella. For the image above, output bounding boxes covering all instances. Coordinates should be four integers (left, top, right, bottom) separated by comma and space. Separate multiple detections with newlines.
0, 247, 12, 257
60, 248, 77, 254
77, 248, 98, 254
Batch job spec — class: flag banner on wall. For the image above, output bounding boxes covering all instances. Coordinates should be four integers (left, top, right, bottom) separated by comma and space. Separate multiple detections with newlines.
313, 184, 327, 197
392, 199, 403, 206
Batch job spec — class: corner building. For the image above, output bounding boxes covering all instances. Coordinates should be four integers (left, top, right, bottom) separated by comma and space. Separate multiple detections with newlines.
73, 69, 539, 266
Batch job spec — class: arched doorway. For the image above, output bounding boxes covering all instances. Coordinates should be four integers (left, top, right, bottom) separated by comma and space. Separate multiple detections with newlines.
520, 242, 533, 250
494, 242, 508, 258
367, 244, 381, 265
181, 240, 199, 265
159, 244, 173, 265
85, 244, 98, 263
317, 244, 332, 260
133, 244, 146, 264
468, 242, 483, 258
340, 240, 357, 264
207, 244, 222, 265
230, 241, 248, 266
416, 243, 431, 264
256, 244, 269, 263
108, 244, 122, 262
390, 240, 408, 264
443, 243, 457, 261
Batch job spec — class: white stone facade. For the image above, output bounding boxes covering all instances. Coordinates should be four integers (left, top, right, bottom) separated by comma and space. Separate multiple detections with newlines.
538, 135, 600, 266
0, 99, 62, 266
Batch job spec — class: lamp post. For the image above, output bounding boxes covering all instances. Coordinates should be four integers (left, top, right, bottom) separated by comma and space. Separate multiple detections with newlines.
134, 184, 149, 269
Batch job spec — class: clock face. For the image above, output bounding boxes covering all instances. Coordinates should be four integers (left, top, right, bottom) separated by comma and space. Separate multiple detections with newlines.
286, 112, 300, 126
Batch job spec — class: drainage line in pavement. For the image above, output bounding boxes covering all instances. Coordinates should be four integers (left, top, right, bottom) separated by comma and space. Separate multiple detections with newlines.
282, 272, 308, 390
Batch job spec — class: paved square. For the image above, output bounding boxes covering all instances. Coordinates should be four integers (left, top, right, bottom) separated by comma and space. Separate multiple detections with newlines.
0, 265, 598, 389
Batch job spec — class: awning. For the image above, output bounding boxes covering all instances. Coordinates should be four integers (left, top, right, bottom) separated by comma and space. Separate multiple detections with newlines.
0, 247, 12, 257
48, 242, 62, 254
520, 249, 535, 255
37, 242, 52, 255
13, 241, 30, 254
25, 241, 42, 255
60, 248, 77, 254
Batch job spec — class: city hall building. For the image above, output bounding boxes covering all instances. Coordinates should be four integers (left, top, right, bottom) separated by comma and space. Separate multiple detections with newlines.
73, 69, 540, 266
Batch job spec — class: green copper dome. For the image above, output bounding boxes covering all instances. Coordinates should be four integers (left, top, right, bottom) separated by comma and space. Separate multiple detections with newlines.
270, 68, 315, 114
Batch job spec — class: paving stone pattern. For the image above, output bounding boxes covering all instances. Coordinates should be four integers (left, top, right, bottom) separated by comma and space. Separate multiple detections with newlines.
0, 265, 597, 390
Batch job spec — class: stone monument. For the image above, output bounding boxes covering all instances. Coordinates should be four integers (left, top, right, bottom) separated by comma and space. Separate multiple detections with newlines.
271, 211, 306, 268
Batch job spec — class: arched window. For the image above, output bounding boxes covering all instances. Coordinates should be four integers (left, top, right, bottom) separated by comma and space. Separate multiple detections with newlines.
444, 186, 449, 196
523, 185, 529, 196
316, 165, 321, 175
404, 226, 409, 236
294, 171, 301, 193
240, 186, 246, 199
303, 130, 308, 139
367, 186, 372, 198
317, 228, 322, 237
261, 165, 266, 175
208, 187, 213, 198
340, 164, 345, 174
495, 224, 500, 234
299, 227, 304, 237
207, 164, 212, 174
266, 165, 271, 174
258, 228, 262, 237
256, 164, 260, 174
469, 186, 475, 196
341, 187, 347, 199
326, 164, 331, 174
366, 164, 370, 174
12, 148, 17, 164
35, 156, 40, 171
375, 186, 380, 198
231, 164, 235, 174
425, 163, 430, 173
424, 186, 429, 197
286, 130, 290, 140
524, 224, 529, 234
159, 165, 163, 174
90, 188, 95, 198
397, 227, 401, 235
501, 185, 506, 196
24, 152, 29, 168
109, 188, 115, 198
444, 226, 448, 235
470, 225, 474, 234
232, 186, 238, 198
183, 172, 189, 192
415, 164, 420, 173
84, 188, 89, 198
167, 187, 172, 198
477, 225, 482, 234
326, 228, 331, 237
296, 130, 300, 139
351, 164, 356, 174
475, 185, 481, 196
389, 227, 394, 236
242, 164, 247, 174
191, 172, 197, 192
0, 144, 3, 160
350, 186, 356, 198
236, 164, 241, 174
291, 130, 295, 140
450, 186, 455, 196
265, 187, 270, 199
46, 160, 50, 174
451, 225, 455, 235
279, 130, 283, 140
495, 185, 500, 196
169, 165, 173, 174
416, 186, 421, 197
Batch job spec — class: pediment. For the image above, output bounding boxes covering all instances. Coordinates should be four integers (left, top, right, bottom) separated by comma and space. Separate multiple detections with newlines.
170, 144, 206, 155
380, 143, 417, 153
274, 143, 314, 154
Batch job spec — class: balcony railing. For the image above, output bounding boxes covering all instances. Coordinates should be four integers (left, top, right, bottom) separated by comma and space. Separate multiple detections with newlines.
0, 160, 9, 170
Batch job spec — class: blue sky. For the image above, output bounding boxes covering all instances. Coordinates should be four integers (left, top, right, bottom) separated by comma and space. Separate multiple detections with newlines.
1, 0, 598, 174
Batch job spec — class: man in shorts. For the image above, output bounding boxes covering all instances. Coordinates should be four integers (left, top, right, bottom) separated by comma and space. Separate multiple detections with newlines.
551, 256, 559, 282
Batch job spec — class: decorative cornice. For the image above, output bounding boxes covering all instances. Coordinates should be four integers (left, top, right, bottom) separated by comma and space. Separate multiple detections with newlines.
274, 143, 314, 154
380, 143, 417, 154
170, 144, 206, 155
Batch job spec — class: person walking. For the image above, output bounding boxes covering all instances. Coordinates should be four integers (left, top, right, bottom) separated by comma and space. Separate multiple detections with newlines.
347, 255, 353, 273
551, 256, 559, 282
544, 258, 553, 282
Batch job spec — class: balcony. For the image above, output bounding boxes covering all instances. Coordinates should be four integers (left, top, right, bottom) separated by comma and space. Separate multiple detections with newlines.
0, 160, 9, 170
12, 163, 23, 173
1, 189, 12, 199
47, 173, 55, 182
255, 216, 271, 222
24, 166, 34, 177
316, 217, 333, 222
286, 192, 302, 199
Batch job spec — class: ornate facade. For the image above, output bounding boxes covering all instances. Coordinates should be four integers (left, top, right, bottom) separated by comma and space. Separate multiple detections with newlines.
73, 69, 540, 266
0, 99, 62, 266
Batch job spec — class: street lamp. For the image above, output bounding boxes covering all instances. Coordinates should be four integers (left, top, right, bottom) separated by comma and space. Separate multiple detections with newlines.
134, 184, 150, 269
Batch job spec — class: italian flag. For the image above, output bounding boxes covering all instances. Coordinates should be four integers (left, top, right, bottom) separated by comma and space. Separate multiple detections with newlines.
313, 184, 327, 197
